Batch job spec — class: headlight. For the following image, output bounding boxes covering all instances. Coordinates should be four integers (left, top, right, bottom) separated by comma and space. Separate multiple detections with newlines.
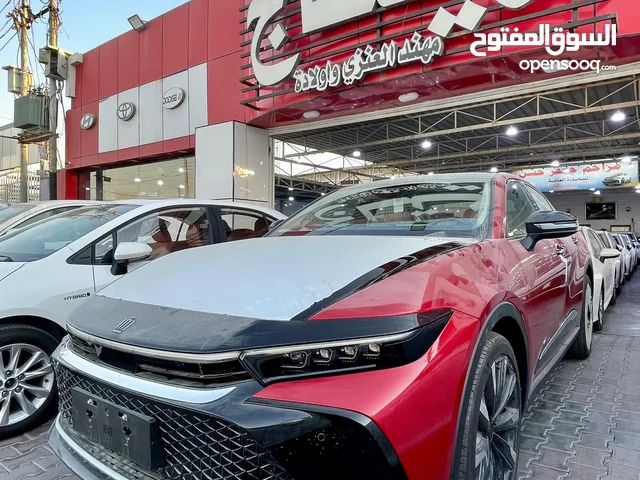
241, 311, 452, 385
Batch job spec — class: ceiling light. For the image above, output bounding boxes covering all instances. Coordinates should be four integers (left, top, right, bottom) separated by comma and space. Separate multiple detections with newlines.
398, 92, 419, 103
288, 196, 295, 201
128, 14, 147, 32
594, 190, 601, 195
157, 180, 164, 186
490, 167, 498, 173
390, 175, 397, 179
303, 110, 321, 119
621, 156, 632, 164
549, 190, 555, 193
428, 172, 434, 176
551, 160, 560, 167
85, 187, 90, 191
179, 184, 185, 189
421, 140, 433, 149
352, 150, 362, 158
288, 187, 294, 191
179, 167, 185, 173
321, 192, 326, 196
134, 177, 141, 183
611, 111, 626, 122
506, 126, 518, 137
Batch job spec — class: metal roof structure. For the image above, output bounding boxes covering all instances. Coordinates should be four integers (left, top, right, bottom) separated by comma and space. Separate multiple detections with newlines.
272, 74, 640, 186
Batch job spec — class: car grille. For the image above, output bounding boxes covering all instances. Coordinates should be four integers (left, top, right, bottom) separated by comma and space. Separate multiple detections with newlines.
54, 362, 292, 480
67, 333, 252, 388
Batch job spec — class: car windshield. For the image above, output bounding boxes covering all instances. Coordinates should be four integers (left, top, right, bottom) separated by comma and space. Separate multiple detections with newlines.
269, 181, 492, 239
0, 204, 137, 262
0, 204, 34, 224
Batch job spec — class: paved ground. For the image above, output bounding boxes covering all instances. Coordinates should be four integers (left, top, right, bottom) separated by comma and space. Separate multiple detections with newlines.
2, 276, 640, 479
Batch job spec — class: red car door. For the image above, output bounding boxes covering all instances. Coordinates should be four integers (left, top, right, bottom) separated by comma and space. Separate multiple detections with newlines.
504, 181, 570, 369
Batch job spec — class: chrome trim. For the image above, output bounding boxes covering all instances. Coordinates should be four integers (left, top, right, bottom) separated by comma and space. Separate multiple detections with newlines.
534, 222, 579, 231
538, 309, 579, 361
55, 339, 236, 405
242, 330, 415, 357
54, 416, 131, 480
68, 324, 241, 363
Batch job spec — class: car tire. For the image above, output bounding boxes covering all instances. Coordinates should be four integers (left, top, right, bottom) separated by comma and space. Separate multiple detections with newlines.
0, 325, 59, 439
453, 332, 522, 480
593, 289, 604, 332
569, 276, 594, 360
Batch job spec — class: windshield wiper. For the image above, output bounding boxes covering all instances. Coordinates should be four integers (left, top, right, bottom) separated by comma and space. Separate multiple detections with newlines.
0, 255, 13, 262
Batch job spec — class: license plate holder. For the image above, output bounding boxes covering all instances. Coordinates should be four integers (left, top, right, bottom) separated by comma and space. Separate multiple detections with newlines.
71, 388, 164, 471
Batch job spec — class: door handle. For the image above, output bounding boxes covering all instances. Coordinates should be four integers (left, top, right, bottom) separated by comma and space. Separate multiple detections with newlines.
572, 236, 579, 244
556, 245, 568, 257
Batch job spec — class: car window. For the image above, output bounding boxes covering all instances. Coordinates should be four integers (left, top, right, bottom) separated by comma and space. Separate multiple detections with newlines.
597, 232, 612, 248
220, 208, 271, 242
111, 207, 213, 262
506, 182, 536, 238
587, 230, 603, 258
14, 206, 81, 229
269, 181, 492, 239
0, 204, 34, 224
524, 185, 554, 212
0, 205, 136, 263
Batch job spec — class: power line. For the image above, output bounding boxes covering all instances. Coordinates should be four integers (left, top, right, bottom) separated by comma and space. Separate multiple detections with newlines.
0, 29, 15, 53
0, 0, 12, 14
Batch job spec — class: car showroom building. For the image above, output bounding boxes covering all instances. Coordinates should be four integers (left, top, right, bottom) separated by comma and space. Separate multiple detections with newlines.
61, 0, 640, 227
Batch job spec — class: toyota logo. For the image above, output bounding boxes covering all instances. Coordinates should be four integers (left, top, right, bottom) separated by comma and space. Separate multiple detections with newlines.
117, 102, 136, 121
80, 113, 96, 130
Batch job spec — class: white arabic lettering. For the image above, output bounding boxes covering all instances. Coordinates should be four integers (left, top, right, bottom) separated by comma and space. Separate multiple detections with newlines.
294, 32, 443, 93
470, 23, 617, 57
248, 0, 543, 87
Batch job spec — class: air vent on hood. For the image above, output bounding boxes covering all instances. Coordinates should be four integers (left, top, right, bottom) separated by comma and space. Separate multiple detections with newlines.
68, 333, 251, 388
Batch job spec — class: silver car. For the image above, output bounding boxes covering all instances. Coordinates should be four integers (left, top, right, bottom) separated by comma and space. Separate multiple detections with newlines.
597, 230, 623, 296
612, 233, 634, 281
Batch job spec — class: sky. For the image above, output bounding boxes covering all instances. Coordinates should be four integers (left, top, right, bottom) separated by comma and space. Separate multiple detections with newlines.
0, 0, 187, 124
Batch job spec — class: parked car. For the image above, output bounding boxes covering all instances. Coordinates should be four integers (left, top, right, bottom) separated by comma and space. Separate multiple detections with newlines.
0, 201, 94, 236
622, 232, 640, 267
612, 233, 633, 281
49, 174, 592, 480
581, 227, 620, 329
0, 199, 284, 437
602, 172, 632, 186
617, 233, 637, 275
597, 230, 623, 296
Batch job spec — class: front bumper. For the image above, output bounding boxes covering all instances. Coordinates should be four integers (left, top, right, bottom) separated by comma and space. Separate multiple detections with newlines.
49, 339, 407, 480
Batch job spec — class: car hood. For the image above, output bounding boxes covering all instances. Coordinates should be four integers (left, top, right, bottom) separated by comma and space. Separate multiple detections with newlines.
68, 236, 468, 353
0, 262, 26, 282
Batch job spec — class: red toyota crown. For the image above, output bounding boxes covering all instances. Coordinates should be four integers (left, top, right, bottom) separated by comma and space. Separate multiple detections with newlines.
49, 173, 593, 480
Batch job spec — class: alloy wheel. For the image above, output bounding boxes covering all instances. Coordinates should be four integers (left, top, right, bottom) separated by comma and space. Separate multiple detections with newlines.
0, 344, 54, 427
475, 355, 521, 480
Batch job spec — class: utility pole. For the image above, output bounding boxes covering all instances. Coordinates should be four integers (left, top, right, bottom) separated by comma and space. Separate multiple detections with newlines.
18, 0, 30, 203
47, 0, 59, 200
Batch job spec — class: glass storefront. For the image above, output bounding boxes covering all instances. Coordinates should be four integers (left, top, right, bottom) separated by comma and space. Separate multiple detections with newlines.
79, 157, 195, 201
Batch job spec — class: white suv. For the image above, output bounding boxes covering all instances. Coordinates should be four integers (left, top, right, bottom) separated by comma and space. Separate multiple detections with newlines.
0, 199, 285, 437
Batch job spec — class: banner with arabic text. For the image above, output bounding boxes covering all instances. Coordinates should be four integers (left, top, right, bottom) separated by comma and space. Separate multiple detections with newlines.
516, 162, 639, 192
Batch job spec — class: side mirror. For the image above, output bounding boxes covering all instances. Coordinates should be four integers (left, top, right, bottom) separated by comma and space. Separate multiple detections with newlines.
521, 211, 579, 251
600, 248, 620, 261
111, 242, 153, 276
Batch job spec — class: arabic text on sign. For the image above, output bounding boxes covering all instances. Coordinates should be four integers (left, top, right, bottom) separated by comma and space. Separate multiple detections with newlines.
294, 32, 444, 93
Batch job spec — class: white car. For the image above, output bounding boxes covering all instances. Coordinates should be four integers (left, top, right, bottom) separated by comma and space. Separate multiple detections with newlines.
611, 233, 633, 281
0, 199, 285, 436
597, 230, 623, 296
0, 201, 94, 236
581, 227, 620, 331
